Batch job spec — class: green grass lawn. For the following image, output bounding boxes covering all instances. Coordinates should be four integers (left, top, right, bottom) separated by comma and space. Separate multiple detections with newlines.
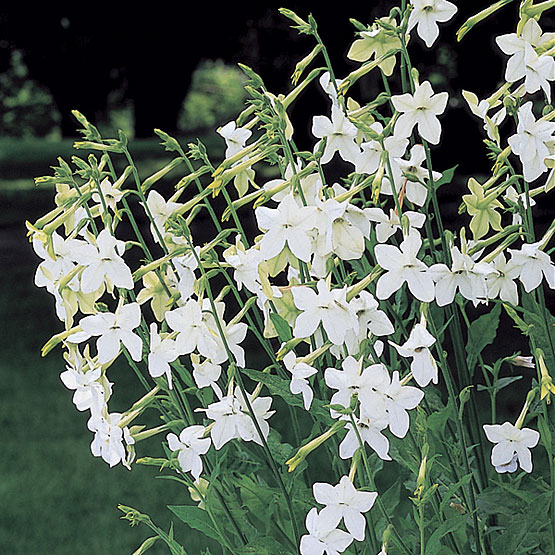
0, 138, 225, 554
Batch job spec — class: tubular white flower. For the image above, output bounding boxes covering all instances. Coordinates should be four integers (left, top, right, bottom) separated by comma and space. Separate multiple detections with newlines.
255, 194, 317, 262
507, 102, 555, 183
508, 241, 555, 292
300, 507, 353, 555
292, 280, 358, 346
68, 301, 143, 364
408, 0, 458, 48
374, 230, 435, 303
391, 81, 448, 145
312, 104, 360, 165
72, 229, 134, 294
313, 476, 377, 541
483, 422, 540, 473
390, 317, 438, 387
167, 426, 211, 480
283, 351, 318, 410
147, 323, 179, 389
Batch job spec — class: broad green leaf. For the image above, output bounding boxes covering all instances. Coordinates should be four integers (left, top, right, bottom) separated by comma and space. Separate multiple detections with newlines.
426, 513, 467, 555
167, 506, 222, 544
465, 303, 501, 377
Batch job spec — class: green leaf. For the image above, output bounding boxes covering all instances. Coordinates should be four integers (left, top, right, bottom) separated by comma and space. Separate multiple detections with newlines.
426, 513, 467, 555
269, 312, 293, 342
434, 165, 458, 189
167, 506, 222, 544
241, 368, 331, 421
465, 303, 501, 377
235, 536, 291, 554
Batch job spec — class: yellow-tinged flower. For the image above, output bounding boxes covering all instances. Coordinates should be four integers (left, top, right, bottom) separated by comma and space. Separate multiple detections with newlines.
462, 178, 504, 240
537, 349, 555, 403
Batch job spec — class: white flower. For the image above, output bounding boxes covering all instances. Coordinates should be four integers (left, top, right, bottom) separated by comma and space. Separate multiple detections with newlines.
430, 246, 493, 307
485, 253, 520, 306
192, 357, 222, 395
91, 178, 124, 212
354, 122, 408, 176
339, 412, 391, 461
88, 412, 135, 469
223, 239, 263, 294
374, 230, 435, 302
147, 323, 179, 389
408, 0, 457, 47
145, 190, 183, 244
374, 370, 424, 438
292, 280, 358, 346
167, 426, 211, 480
60, 351, 108, 414
313, 476, 377, 541
483, 422, 540, 473
68, 302, 143, 364
312, 104, 360, 165
392, 81, 448, 145
509, 241, 555, 292
392, 144, 442, 206
300, 508, 354, 555
319, 71, 345, 106
508, 102, 555, 182
366, 207, 426, 243
165, 299, 217, 358
496, 19, 555, 101
217, 121, 252, 158
283, 351, 318, 410
72, 229, 134, 293
203, 387, 274, 450
325, 356, 386, 415
255, 194, 317, 262
390, 317, 438, 387
351, 291, 394, 337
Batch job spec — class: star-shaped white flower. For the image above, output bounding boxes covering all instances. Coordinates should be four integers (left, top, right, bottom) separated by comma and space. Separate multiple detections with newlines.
509, 241, 555, 292
408, 0, 458, 48
292, 280, 358, 346
485, 253, 520, 306
91, 178, 124, 212
167, 425, 211, 480
203, 387, 274, 450
483, 422, 540, 473
508, 102, 555, 183
339, 412, 391, 461
283, 351, 318, 410
255, 194, 317, 262
366, 207, 426, 243
217, 121, 252, 158
392, 144, 442, 206
374, 230, 435, 302
392, 81, 449, 145
88, 411, 135, 469
312, 104, 360, 165
300, 507, 353, 555
313, 476, 377, 541
68, 301, 143, 364
72, 229, 134, 294
147, 323, 179, 389
390, 317, 438, 387
496, 19, 555, 101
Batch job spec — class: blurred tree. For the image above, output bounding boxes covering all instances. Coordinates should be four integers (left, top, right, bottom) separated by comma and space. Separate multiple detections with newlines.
0, 0, 551, 179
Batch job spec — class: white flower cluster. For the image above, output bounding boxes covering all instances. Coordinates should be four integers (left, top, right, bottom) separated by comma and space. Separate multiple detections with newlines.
29, 1, 555, 551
